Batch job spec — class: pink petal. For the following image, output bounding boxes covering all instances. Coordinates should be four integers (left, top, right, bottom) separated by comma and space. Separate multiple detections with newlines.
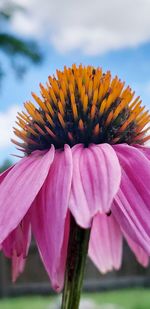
89, 214, 122, 273
2, 225, 25, 257
31, 145, 72, 292
0, 147, 55, 243
69, 143, 121, 228
12, 252, 26, 282
134, 144, 150, 160
112, 144, 150, 254
2, 212, 31, 282
2, 212, 31, 258
112, 192, 150, 254
124, 232, 149, 267
114, 144, 150, 209
0, 165, 14, 184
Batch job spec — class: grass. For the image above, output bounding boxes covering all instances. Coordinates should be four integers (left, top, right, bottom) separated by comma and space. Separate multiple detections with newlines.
0, 289, 150, 309
91, 289, 150, 309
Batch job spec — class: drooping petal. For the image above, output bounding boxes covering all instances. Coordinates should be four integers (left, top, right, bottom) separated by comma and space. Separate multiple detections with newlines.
31, 145, 72, 292
69, 143, 121, 228
112, 144, 150, 254
124, 232, 149, 267
89, 214, 122, 273
12, 253, 26, 282
2, 225, 25, 257
134, 144, 150, 160
0, 165, 14, 184
0, 147, 55, 243
2, 211, 31, 259
2, 212, 31, 282
114, 144, 150, 211
112, 190, 150, 255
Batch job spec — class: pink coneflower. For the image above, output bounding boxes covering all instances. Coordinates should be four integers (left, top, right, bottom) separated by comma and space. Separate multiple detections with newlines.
0, 65, 150, 308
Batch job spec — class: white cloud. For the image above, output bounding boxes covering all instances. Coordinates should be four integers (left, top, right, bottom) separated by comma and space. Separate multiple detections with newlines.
0, 106, 19, 149
10, 0, 150, 55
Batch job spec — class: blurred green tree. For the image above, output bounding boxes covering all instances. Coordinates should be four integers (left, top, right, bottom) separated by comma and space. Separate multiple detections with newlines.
0, 159, 12, 172
0, 1, 42, 81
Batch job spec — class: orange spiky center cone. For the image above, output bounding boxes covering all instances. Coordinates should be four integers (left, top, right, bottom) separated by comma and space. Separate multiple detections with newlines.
12, 64, 150, 155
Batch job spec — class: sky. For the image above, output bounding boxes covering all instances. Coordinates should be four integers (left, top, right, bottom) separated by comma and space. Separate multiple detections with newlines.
0, 0, 150, 164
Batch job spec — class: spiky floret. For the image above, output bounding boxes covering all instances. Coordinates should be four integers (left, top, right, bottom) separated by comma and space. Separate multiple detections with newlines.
13, 64, 150, 155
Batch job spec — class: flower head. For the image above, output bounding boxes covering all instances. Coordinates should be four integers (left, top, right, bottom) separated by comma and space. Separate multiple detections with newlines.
13, 64, 149, 154
0, 64, 150, 292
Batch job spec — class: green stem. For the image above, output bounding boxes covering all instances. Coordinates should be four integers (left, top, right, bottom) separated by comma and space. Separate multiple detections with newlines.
61, 215, 90, 309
